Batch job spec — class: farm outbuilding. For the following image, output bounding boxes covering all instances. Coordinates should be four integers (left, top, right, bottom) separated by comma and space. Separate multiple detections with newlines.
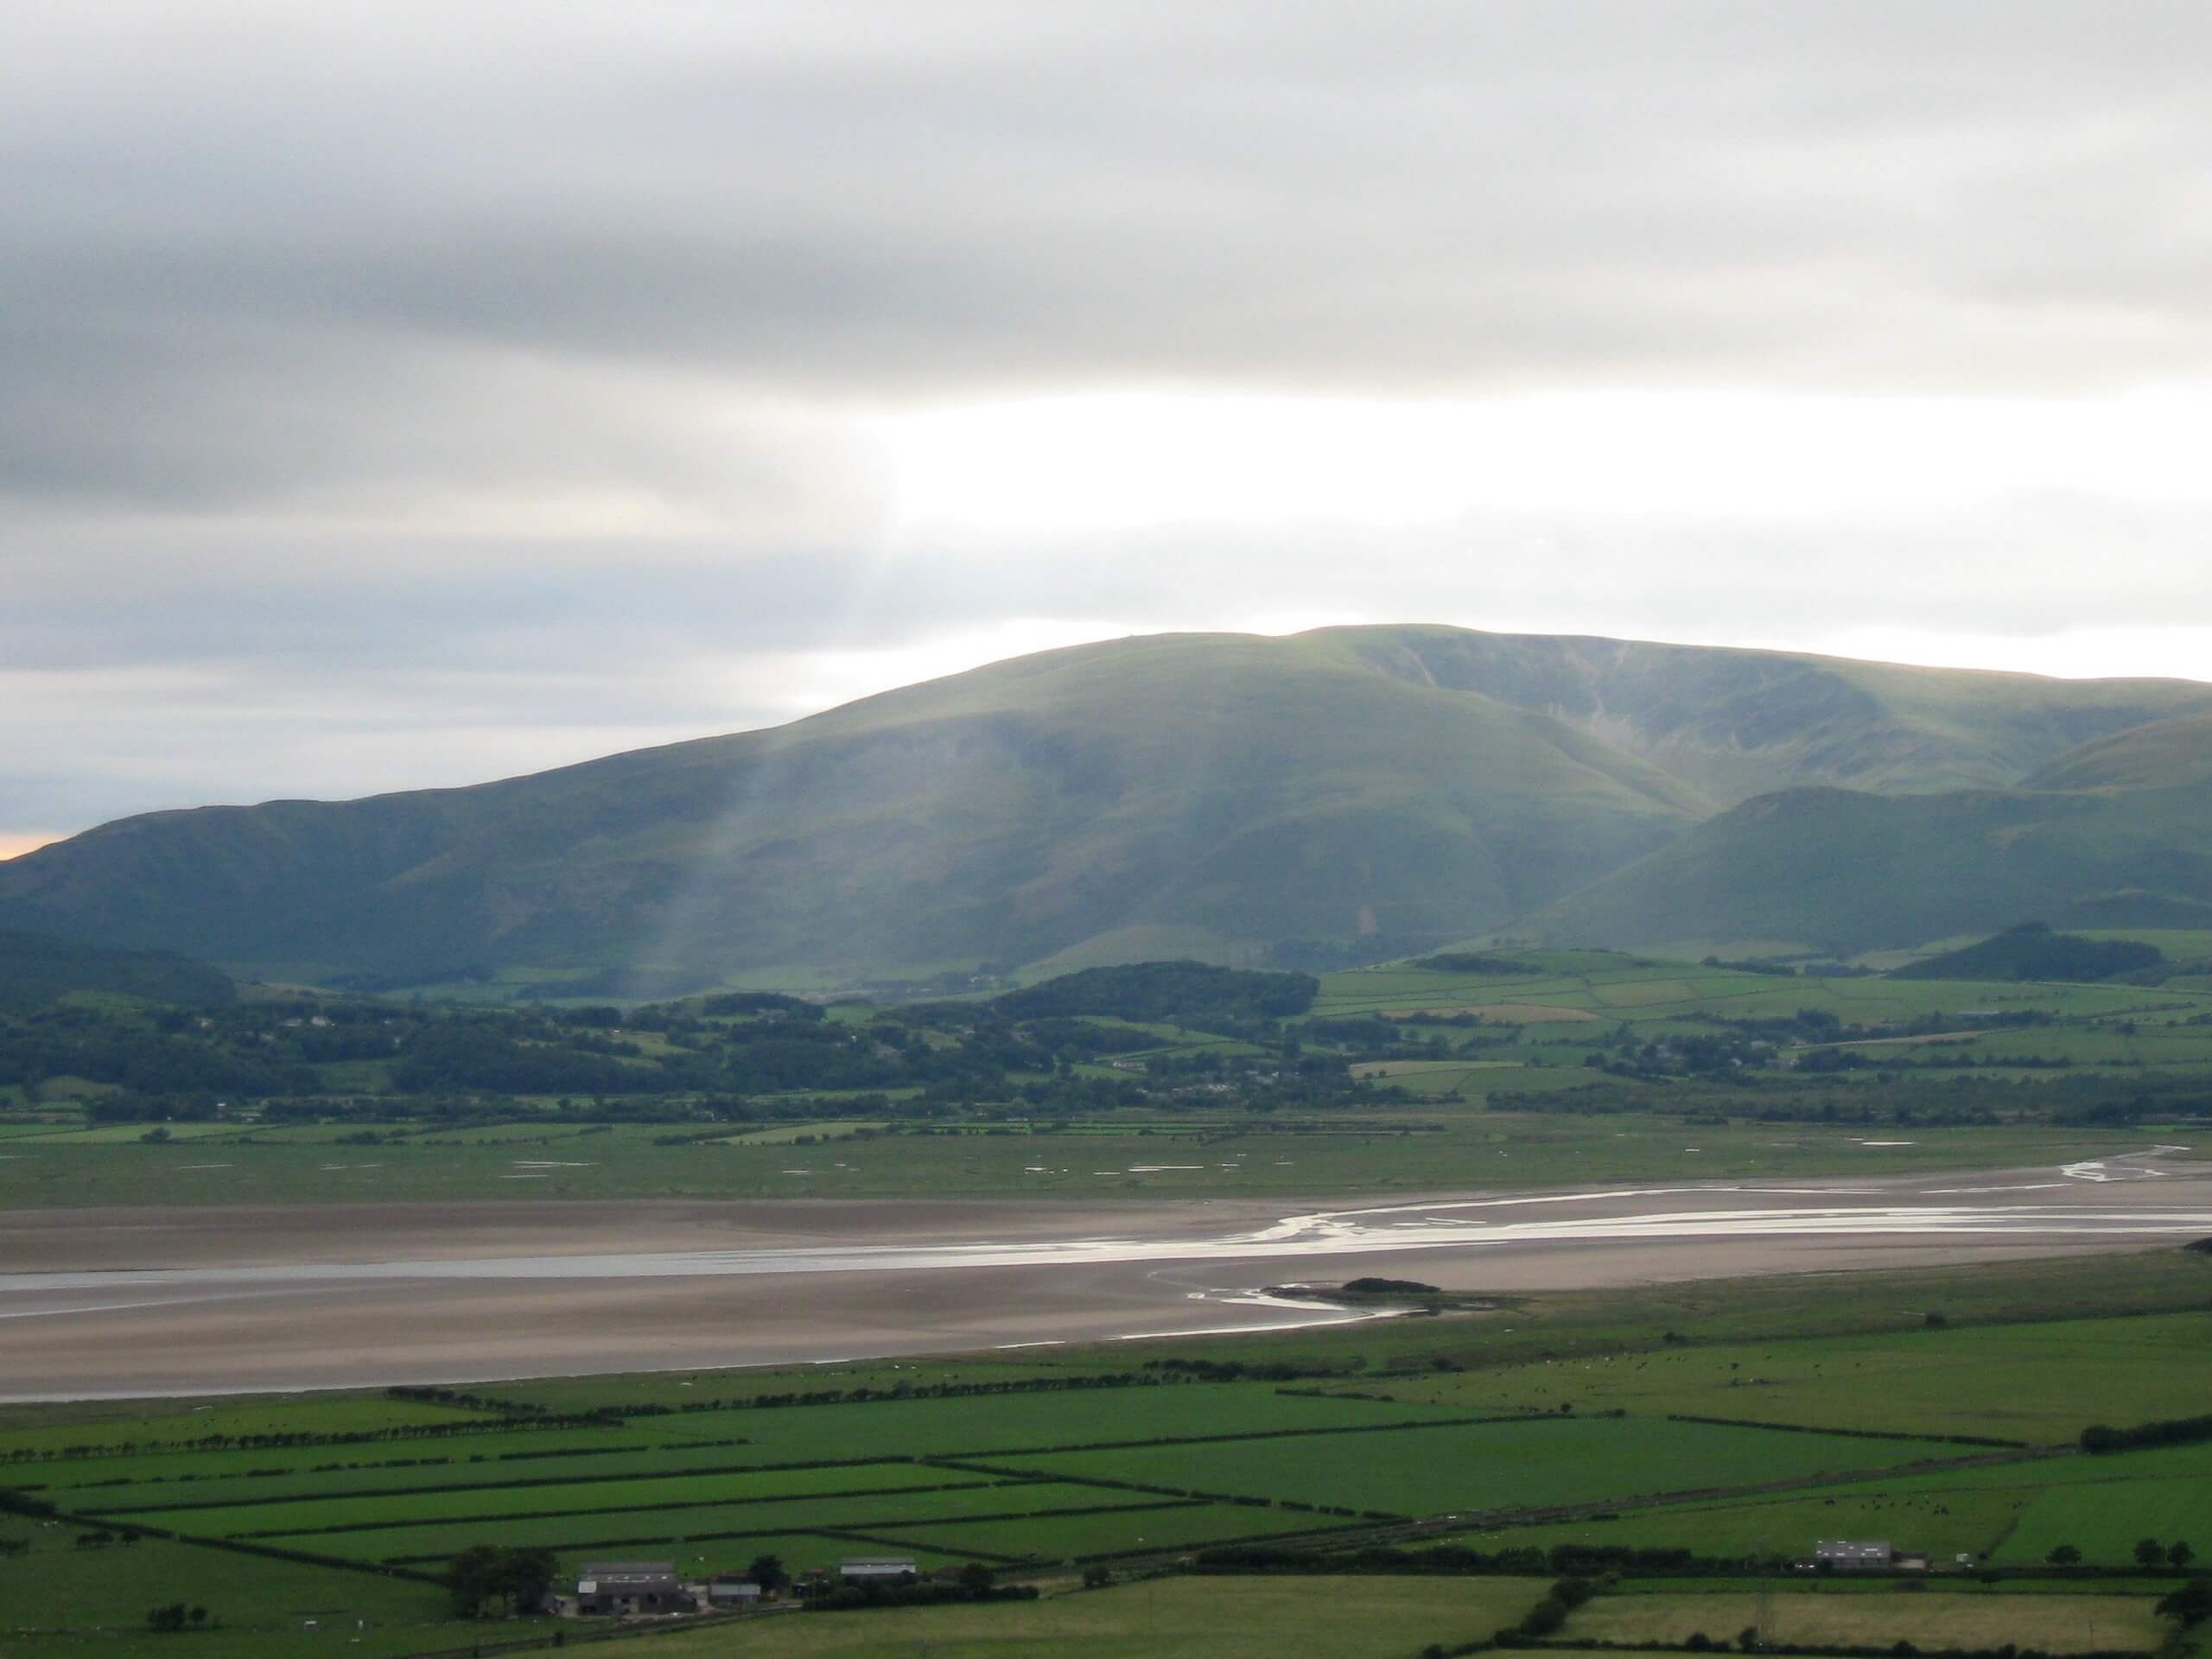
575, 1561, 692, 1616
1815, 1539, 1894, 1572
838, 1556, 918, 1580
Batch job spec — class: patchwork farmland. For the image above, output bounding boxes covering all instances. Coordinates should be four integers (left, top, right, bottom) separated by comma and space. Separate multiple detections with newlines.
15, 1384, 1948, 1581
8, 1250, 2212, 1656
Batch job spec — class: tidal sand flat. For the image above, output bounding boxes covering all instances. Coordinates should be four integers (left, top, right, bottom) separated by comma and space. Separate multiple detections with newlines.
3, 1154, 2209, 1399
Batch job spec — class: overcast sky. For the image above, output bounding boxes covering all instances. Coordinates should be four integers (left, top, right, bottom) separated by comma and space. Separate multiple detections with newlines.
7, 0, 2211, 855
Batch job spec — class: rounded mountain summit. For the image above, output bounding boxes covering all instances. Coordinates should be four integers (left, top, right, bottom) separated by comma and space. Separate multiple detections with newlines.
4, 626, 2209, 991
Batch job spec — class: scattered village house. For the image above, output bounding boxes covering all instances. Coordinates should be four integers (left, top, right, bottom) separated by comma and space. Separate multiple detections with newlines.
708, 1580, 763, 1607
574, 1561, 692, 1616
838, 1556, 918, 1582
1815, 1539, 1894, 1572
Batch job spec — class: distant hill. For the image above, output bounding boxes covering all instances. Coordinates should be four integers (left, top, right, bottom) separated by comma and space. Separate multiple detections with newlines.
994, 960, 1317, 1024
2026, 711, 2212, 791
3, 626, 2209, 990
0, 928, 234, 1008
1891, 922, 2165, 982
1526, 780, 2212, 956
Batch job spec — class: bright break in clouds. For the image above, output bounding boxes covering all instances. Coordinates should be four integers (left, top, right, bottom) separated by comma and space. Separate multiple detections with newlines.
5, 0, 2211, 850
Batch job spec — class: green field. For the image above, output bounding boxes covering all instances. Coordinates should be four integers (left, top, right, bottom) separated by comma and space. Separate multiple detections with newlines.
119, 1469, 1054, 1541
1472, 1439, 2212, 1567
1357, 1313, 2212, 1444
879, 1499, 1313, 1561
0, 1529, 452, 1659
1468, 1483, 2040, 1563
1566, 1588, 2171, 1652
1306, 956, 2210, 1027
1014, 1415, 1946, 1520
653, 1574, 1555, 1659
0, 1110, 2166, 1209
38, 1382, 1471, 1594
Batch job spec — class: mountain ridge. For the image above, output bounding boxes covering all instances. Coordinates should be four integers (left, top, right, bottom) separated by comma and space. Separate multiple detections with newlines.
5, 625, 2209, 989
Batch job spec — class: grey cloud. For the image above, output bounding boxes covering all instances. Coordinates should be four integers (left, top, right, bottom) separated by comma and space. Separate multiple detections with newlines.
8, 1, 2212, 842
0, 311, 885, 522
11, 3, 2212, 422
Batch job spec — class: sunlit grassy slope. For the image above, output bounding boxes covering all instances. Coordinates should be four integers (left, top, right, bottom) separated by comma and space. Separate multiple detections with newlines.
2027, 710, 2212, 790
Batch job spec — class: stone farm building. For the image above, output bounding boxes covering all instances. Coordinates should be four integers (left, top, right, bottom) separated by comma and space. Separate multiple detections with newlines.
1815, 1540, 1894, 1572
839, 1556, 919, 1581
575, 1562, 691, 1616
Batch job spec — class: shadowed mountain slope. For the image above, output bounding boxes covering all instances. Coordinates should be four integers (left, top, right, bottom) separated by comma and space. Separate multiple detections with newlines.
0, 928, 235, 1008
0, 632, 1702, 986
1526, 779, 2212, 956
3, 627, 2208, 988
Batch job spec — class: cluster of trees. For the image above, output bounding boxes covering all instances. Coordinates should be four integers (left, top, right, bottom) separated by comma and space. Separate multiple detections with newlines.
2080, 1413, 2212, 1454
1409, 953, 1543, 976
445, 1544, 557, 1617
800, 1562, 1034, 1612
2043, 1538, 2194, 1567
1700, 956, 1800, 976
434, 1361, 1293, 1423
1585, 1029, 1768, 1081
1197, 1541, 1706, 1577
741, 1554, 788, 1592
1, 960, 1375, 1122
0, 1004, 317, 1100
993, 961, 1317, 1027
3, 1412, 599, 1464
2053, 1082, 2212, 1127
1512, 1574, 1599, 1637
2161, 1578, 2212, 1627
143, 1602, 213, 1632
1893, 924, 2165, 983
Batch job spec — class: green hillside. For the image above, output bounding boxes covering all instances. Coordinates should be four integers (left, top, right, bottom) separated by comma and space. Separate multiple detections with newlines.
1527, 780, 2212, 956
1889, 920, 2165, 982
2025, 709, 2212, 790
0, 927, 234, 1008
3, 626, 2208, 991
0, 632, 1707, 988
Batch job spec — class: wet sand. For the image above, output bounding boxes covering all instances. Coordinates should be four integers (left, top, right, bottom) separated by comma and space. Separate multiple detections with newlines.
3, 1149, 2208, 1400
